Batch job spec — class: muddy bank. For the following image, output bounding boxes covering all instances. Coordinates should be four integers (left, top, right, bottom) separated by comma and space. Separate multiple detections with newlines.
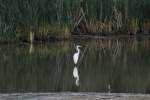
1, 93, 150, 100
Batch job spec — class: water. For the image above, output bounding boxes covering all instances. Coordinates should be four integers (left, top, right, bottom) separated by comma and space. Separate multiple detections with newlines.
0, 36, 150, 94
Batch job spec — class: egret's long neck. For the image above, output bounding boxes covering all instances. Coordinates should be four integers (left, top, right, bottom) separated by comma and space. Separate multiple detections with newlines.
77, 47, 80, 54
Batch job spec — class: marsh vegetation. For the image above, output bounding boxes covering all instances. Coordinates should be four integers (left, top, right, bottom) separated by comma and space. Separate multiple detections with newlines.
0, 0, 150, 42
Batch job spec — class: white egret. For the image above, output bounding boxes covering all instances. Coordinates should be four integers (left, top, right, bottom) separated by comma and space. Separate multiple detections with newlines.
73, 66, 79, 86
73, 45, 81, 65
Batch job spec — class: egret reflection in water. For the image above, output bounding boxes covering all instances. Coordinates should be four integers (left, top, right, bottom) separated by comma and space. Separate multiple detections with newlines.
73, 66, 79, 86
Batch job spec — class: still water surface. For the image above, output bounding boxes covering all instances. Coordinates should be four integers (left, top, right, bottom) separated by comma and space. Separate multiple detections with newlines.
0, 37, 150, 93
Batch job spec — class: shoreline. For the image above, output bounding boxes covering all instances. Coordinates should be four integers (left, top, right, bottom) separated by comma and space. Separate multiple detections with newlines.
1, 92, 150, 100
0, 34, 150, 44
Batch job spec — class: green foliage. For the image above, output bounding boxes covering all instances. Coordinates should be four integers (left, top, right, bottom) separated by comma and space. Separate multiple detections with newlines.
0, 18, 18, 43
0, 0, 150, 42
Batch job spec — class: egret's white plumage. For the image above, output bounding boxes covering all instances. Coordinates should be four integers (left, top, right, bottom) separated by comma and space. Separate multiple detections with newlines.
73, 66, 79, 86
73, 45, 81, 65
75, 77, 79, 86
73, 66, 78, 78
73, 45, 81, 86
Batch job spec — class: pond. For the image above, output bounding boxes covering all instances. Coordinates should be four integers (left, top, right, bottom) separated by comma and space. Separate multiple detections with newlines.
0, 36, 150, 94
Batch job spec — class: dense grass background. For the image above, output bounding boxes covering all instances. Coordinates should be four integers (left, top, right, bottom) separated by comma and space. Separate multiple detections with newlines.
0, 0, 150, 42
